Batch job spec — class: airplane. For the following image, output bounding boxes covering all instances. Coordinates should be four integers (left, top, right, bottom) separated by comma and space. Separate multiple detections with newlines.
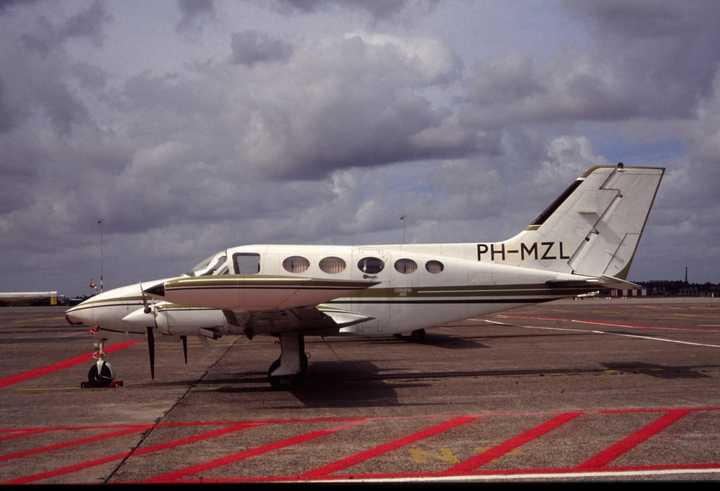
0, 291, 59, 306
65, 164, 664, 388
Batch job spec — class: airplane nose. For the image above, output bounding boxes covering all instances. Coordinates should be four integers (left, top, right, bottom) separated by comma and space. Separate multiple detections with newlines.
65, 307, 94, 326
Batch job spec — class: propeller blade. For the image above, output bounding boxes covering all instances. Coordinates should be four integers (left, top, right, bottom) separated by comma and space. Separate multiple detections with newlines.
140, 281, 151, 314
181, 335, 188, 365
145, 325, 156, 380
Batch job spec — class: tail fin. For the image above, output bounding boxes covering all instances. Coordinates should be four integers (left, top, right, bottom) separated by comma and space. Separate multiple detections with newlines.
486, 164, 664, 279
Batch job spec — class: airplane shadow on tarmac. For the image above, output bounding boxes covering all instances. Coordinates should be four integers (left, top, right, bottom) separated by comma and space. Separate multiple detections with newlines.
601, 361, 713, 379
349, 331, 589, 349
212, 361, 435, 408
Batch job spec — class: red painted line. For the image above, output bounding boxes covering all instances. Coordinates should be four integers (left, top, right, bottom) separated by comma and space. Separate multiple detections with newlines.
0, 425, 150, 462
299, 415, 478, 479
0, 416, 370, 436
443, 411, 583, 475
3, 422, 255, 485
145, 420, 366, 483
0, 339, 139, 389
576, 409, 691, 470
0, 428, 58, 443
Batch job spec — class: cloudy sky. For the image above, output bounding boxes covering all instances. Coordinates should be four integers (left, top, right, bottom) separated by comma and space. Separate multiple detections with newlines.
1, 0, 719, 295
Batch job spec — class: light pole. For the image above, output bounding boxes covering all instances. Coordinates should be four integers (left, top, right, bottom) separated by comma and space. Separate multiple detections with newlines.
98, 219, 104, 293
400, 215, 407, 244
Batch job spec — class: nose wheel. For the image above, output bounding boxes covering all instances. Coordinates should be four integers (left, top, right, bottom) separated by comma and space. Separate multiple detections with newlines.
81, 338, 123, 389
268, 333, 308, 389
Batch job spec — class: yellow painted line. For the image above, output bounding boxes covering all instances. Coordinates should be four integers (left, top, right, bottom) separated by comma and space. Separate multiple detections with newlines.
14, 386, 83, 392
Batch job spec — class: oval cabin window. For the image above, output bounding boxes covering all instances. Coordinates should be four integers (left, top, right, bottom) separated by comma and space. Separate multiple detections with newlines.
426, 260, 444, 273
319, 256, 346, 274
282, 256, 310, 273
394, 258, 417, 274
358, 257, 385, 274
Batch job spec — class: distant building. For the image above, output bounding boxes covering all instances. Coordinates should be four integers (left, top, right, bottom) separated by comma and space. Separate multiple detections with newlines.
0, 291, 59, 306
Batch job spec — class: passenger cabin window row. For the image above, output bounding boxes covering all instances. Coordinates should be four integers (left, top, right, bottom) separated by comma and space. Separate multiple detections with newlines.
274, 255, 445, 275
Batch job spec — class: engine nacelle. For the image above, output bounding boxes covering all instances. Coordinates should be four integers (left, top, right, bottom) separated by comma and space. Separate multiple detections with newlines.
122, 304, 229, 337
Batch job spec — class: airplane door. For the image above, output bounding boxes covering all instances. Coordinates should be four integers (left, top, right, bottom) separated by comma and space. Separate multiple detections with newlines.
352, 248, 391, 334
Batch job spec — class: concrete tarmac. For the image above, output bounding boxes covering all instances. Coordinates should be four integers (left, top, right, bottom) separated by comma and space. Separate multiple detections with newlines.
0, 298, 719, 483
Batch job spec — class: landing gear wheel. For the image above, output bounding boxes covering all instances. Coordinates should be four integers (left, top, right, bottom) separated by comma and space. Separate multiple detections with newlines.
269, 371, 305, 389
87, 361, 114, 386
267, 353, 308, 390
268, 358, 280, 375
410, 329, 426, 341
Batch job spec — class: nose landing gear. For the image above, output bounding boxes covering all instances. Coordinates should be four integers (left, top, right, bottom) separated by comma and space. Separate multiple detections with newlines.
81, 338, 124, 389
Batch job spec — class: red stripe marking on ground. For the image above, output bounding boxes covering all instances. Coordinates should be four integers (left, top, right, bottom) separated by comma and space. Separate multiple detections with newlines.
0, 340, 139, 389
3, 422, 255, 485
0, 428, 58, 443
576, 409, 691, 470
0, 425, 150, 462
443, 411, 583, 475
299, 415, 478, 479
145, 420, 367, 483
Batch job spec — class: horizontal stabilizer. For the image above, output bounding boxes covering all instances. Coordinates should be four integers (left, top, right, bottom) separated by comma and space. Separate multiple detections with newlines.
546, 275, 640, 291
317, 305, 375, 328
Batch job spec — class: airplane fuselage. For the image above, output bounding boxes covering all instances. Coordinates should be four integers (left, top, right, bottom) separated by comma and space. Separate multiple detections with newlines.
66, 242, 590, 338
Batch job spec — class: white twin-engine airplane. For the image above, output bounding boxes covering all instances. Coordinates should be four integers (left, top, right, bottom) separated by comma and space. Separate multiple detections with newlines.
66, 164, 663, 388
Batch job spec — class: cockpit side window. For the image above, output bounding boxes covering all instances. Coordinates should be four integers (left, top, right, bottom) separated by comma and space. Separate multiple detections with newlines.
233, 253, 261, 274
205, 255, 227, 276
186, 253, 223, 277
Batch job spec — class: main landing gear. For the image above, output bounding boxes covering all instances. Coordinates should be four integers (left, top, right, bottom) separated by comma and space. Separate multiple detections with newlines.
393, 329, 427, 341
267, 333, 309, 389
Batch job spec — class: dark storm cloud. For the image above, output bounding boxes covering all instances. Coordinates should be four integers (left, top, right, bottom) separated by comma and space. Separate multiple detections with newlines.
56, 0, 110, 44
20, 1, 110, 55
176, 0, 215, 33
230, 30, 293, 66
110, 33, 477, 181
267, 0, 439, 20
0, 0, 41, 14
0, 78, 18, 133
564, 0, 720, 118
463, 1, 720, 128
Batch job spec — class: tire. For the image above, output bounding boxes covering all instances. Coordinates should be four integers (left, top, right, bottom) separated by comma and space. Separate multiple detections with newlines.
410, 329, 426, 340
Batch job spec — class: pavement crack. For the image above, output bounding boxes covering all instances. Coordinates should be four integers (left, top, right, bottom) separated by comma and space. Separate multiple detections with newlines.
103, 336, 242, 483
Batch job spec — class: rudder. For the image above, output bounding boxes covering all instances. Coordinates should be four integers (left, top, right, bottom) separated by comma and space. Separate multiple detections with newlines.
494, 164, 664, 279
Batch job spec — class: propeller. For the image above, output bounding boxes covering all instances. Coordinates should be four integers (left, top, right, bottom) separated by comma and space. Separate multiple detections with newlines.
140, 282, 157, 380
181, 336, 188, 365
140, 281, 189, 372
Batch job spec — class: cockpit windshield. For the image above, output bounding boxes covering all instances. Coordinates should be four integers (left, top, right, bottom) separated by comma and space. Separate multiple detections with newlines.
185, 253, 227, 277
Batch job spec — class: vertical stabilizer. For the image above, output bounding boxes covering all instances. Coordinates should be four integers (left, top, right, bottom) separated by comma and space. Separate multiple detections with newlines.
485, 165, 664, 279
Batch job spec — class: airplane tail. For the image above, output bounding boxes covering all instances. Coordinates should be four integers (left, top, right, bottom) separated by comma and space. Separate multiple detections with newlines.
487, 164, 664, 279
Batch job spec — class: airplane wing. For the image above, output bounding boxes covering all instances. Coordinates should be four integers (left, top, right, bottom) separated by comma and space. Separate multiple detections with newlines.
222, 304, 375, 337
144, 275, 379, 311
